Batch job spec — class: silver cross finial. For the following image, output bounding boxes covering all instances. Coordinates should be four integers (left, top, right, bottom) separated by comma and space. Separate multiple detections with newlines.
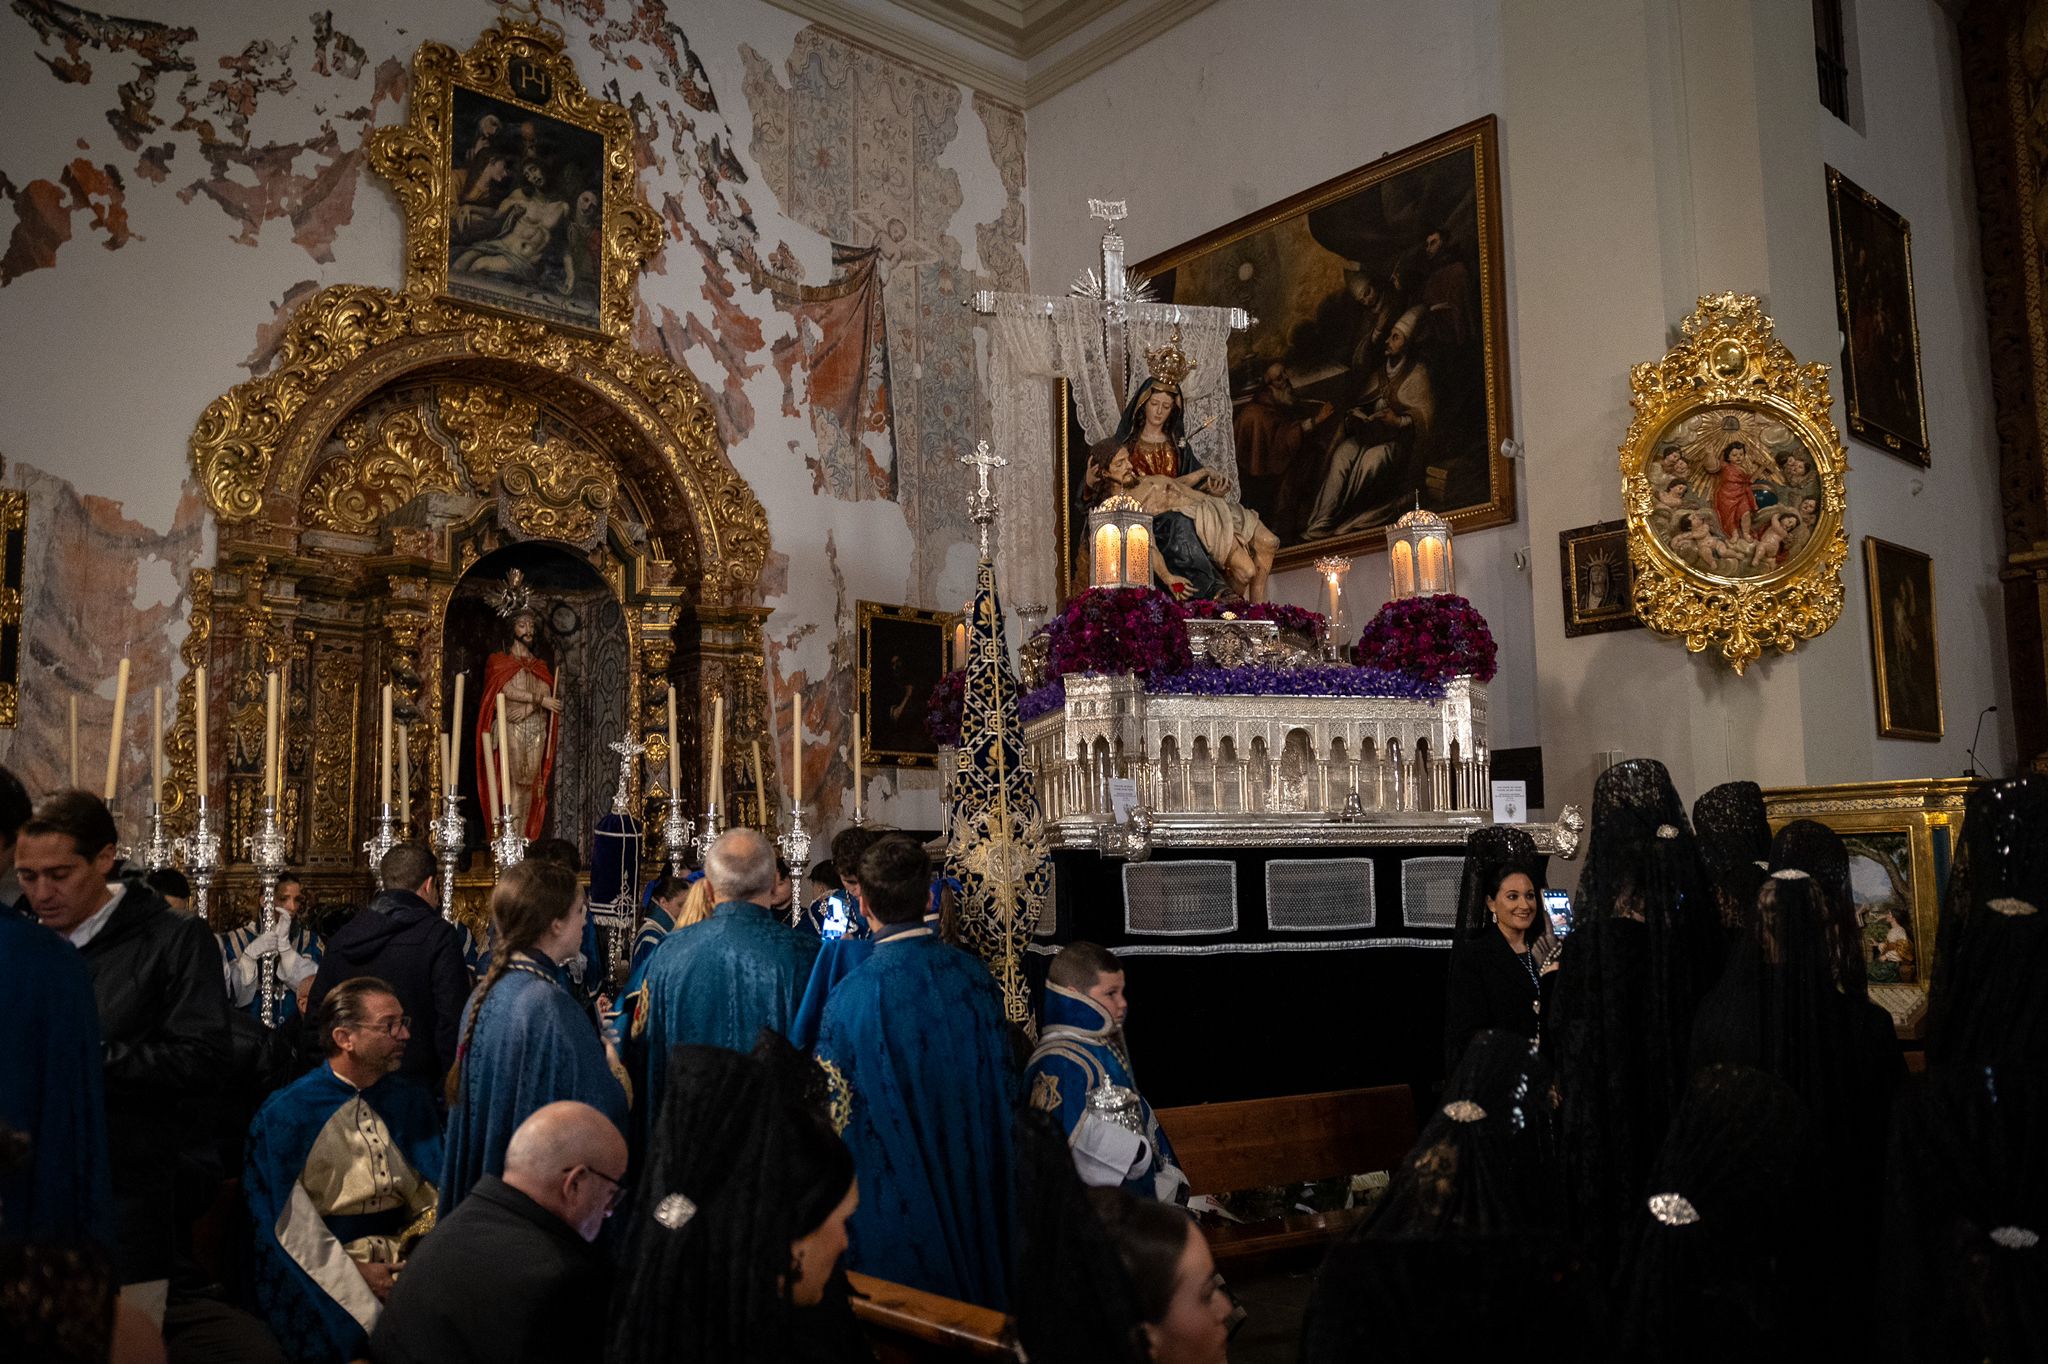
608, 733, 647, 814
962, 440, 1006, 555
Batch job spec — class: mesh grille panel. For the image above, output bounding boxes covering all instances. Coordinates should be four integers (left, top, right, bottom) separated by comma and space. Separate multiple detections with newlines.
1122, 861, 1238, 936
1401, 856, 1465, 930
1266, 859, 1376, 932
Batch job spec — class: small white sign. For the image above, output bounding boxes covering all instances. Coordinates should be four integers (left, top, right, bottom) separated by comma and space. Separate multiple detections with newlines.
1491, 780, 1528, 824
1108, 777, 1140, 824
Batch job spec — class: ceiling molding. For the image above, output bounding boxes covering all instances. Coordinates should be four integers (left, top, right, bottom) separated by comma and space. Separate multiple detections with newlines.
760, 0, 1222, 107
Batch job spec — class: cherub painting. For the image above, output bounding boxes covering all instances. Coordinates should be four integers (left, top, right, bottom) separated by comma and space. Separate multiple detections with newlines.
1640, 407, 1828, 583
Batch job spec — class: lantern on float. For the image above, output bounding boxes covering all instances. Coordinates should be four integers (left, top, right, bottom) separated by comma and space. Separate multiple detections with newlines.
1088, 494, 1155, 590
1387, 502, 1454, 600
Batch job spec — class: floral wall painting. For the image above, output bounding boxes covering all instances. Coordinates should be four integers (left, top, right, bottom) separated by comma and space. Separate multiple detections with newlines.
1864, 537, 1944, 740
1559, 519, 1641, 638
858, 601, 954, 769
1127, 117, 1515, 570
446, 86, 607, 332
1827, 167, 1929, 465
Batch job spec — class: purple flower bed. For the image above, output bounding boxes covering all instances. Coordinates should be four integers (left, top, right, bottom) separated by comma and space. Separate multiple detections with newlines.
1161, 663, 1445, 702
1018, 678, 1067, 722
1041, 587, 1193, 685
1179, 597, 1328, 643
1350, 593, 1498, 684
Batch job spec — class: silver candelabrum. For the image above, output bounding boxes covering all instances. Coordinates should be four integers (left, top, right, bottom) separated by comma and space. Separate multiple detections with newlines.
778, 799, 812, 927
179, 797, 223, 926
661, 798, 695, 879
249, 796, 288, 1028
491, 811, 528, 875
691, 802, 723, 866
141, 798, 175, 873
431, 792, 463, 921
363, 803, 400, 886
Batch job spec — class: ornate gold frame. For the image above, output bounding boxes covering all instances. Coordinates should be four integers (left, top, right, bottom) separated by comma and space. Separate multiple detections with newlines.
1826, 167, 1929, 465
1863, 536, 1945, 741
366, 19, 659, 340
1620, 293, 1849, 674
0, 474, 22, 727
857, 599, 958, 770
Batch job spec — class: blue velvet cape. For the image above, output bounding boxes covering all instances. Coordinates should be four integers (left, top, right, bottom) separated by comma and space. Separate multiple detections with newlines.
244, 1066, 442, 1364
637, 901, 819, 1127
439, 954, 626, 1216
790, 937, 874, 1051
0, 914, 113, 1248
814, 930, 1017, 1309
1024, 984, 1179, 1196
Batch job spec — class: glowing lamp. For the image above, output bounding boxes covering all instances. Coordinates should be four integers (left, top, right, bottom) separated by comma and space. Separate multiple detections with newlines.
1388, 503, 1454, 600
1089, 494, 1155, 590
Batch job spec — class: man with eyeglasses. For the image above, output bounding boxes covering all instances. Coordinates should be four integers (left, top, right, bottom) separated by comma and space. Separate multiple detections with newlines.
370, 1101, 626, 1364
244, 976, 443, 1363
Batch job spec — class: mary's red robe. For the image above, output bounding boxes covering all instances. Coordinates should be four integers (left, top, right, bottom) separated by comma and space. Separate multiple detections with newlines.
476, 651, 557, 840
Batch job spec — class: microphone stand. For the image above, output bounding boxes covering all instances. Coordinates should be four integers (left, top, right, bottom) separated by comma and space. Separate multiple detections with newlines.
1962, 705, 1997, 778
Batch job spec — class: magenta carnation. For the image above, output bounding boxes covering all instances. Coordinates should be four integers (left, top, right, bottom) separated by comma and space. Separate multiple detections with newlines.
1039, 587, 1193, 684
925, 667, 966, 747
1350, 593, 1498, 684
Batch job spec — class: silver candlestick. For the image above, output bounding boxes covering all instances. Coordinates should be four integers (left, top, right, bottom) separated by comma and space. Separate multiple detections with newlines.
180, 797, 222, 927
691, 802, 723, 865
490, 811, 528, 876
249, 796, 288, 1028
141, 799, 174, 873
661, 799, 695, 879
778, 799, 812, 927
430, 792, 464, 921
363, 802, 400, 885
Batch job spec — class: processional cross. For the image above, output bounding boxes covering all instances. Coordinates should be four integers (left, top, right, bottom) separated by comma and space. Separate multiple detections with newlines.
971, 199, 1254, 410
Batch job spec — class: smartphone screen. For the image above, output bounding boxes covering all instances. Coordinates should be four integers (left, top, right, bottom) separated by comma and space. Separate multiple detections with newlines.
1542, 888, 1573, 938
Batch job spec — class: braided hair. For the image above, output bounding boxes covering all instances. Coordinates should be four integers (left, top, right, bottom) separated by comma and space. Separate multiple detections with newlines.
446, 858, 580, 1106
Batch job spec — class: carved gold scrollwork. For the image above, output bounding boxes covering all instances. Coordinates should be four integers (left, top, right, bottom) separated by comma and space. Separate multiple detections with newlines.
1621, 293, 1849, 674
302, 410, 461, 534
498, 448, 613, 546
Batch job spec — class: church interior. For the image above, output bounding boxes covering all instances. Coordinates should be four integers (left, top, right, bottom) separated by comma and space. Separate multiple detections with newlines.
0, 0, 2043, 1361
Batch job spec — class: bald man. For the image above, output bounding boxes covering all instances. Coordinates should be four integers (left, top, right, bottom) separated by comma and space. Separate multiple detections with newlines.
369, 1102, 624, 1364
633, 827, 819, 1131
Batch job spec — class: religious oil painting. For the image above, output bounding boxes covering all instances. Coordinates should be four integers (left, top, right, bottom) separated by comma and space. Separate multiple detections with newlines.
1827, 168, 1929, 465
446, 85, 607, 333
1844, 831, 1919, 984
858, 601, 953, 770
1129, 116, 1513, 571
1864, 537, 1943, 740
1636, 405, 1833, 585
1559, 519, 1641, 637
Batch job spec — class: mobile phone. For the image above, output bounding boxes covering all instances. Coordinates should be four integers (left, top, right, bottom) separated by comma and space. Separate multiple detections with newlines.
1542, 888, 1573, 938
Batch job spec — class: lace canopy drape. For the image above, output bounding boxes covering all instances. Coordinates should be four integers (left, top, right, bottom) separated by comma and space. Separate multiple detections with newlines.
986, 300, 1242, 610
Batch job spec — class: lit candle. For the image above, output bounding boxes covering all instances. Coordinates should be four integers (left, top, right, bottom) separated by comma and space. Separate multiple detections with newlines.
398, 724, 411, 825
263, 671, 280, 802
379, 683, 393, 810
790, 692, 802, 805
69, 696, 79, 788
495, 694, 512, 820
666, 685, 681, 798
709, 695, 724, 810
103, 657, 130, 801
151, 685, 164, 806
954, 621, 968, 669
853, 706, 863, 820
449, 673, 466, 798
195, 666, 209, 800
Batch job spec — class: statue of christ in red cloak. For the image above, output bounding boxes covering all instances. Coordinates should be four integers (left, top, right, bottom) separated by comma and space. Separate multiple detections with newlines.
476, 578, 561, 839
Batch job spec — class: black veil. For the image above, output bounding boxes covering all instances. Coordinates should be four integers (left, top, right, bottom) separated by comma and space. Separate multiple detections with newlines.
1771, 817, 1864, 997
1692, 780, 1768, 934
1453, 824, 1549, 940
1011, 1108, 1149, 1364
1928, 775, 2048, 1071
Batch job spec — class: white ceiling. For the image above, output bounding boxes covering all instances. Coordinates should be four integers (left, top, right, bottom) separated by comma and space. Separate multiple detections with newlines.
761, 0, 1221, 106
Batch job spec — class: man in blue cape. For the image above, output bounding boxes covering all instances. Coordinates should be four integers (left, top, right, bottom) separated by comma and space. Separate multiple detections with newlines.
245, 976, 441, 1364
814, 835, 1017, 1309
0, 911, 114, 1248
1025, 942, 1186, 1201
220, 870, 323, 1024
636, 828, 816, 1129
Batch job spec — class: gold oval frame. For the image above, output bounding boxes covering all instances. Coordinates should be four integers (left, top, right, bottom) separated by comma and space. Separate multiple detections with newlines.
1620, 293, 1849, 674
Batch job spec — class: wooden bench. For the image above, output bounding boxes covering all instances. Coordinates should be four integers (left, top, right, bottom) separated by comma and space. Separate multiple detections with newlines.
1156, 1084, 1418, 1267
848, 1271, 1017, 1362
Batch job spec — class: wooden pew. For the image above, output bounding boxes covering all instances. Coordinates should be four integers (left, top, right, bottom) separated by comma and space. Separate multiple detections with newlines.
848, 1271, 1019, 1362
1156, 1084, 1417, 1267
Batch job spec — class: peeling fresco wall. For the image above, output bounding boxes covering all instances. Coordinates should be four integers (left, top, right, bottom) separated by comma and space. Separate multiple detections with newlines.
0, 0, 1028, 831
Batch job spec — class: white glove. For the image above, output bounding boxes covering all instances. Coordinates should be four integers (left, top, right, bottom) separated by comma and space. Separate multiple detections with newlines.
276, 943, 318, 988
245, 923, 289, 958
1069, 1112, 1153, 1189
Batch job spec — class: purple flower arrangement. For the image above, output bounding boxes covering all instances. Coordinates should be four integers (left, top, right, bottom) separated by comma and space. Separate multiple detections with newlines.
1350, 593, 1498, 684
1180, 597, 1328, 644
1018, 678, 1067, 723
925, 667, 966, 747
1041, 587, 1193, 685
1162, 663, 1446, 702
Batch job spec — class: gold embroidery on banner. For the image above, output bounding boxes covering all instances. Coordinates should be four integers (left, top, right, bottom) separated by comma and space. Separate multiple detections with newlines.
818, 1057, 853, 1136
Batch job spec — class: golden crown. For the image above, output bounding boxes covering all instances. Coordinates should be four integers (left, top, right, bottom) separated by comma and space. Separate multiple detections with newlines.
1144, 330, 1195, 392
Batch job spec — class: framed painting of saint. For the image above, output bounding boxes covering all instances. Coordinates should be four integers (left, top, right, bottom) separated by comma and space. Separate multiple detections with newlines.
1559, 520, 1640, 637
1126, 116, 1514, 572
1827, 168, 1929, 465
857, 601, 954, 769
1863, 537, 1943, 740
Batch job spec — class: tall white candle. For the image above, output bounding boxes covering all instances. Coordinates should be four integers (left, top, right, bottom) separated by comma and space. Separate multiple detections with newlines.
495, 694, 512, 819
195, 666, 209, 800
790, 693, 802, 805
449, 673, 466, 796
103, 657, 131, 801
263, 671, 280, 802
667, 685, 681, 798
273, 670, 287, 799
69, 696, 79, 788
398, 725, 411, 825
482, 734, 500, 821
709, 695, 724, 810
378, 683, 393, 809
853, 706, 863, 819
151, 685, 164, 806
752, 739, 765, 818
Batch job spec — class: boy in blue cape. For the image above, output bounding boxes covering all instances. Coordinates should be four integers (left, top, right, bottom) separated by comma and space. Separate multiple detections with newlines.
245, 976, 441, 1364
813, 835, 1017, 1308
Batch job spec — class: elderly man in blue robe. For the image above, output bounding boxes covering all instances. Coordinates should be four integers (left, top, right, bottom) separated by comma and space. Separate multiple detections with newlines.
1025, 941, 1186, 1201
637, 828, 817, 1129
813, 835, 1017, 1309
245, 976, 441, 1364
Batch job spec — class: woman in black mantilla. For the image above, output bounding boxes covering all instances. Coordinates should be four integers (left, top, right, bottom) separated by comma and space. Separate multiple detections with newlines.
1443, 827, 1553, 1072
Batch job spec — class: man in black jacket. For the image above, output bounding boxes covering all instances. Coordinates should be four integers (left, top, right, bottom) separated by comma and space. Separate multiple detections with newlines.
307, 843, 471, 1092
368, 1100, 623, 1364
15, 790, 232, 1319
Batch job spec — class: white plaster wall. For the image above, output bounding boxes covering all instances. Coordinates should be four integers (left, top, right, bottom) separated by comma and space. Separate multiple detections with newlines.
1024, 0, 1540, 748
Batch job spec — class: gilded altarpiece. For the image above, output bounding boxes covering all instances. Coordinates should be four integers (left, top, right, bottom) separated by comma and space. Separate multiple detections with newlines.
169, 22, 775, 931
